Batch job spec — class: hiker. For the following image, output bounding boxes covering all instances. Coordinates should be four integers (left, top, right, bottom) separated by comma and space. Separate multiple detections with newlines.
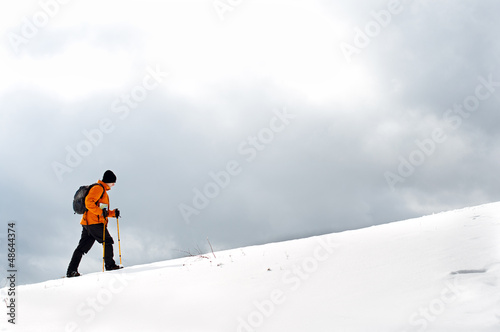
66, 170, 122, 277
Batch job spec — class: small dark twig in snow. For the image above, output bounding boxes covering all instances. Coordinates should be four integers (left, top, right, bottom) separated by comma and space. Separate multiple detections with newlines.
207, 237, 216, 259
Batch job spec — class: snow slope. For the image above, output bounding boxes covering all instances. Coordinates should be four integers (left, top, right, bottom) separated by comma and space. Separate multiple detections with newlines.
2, 202, 500, 332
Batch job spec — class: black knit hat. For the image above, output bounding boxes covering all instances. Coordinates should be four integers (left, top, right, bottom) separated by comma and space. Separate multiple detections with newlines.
102, 170, 116, 183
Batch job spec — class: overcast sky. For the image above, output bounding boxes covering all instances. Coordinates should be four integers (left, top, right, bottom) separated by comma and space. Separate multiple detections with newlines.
1, 0, 500, 284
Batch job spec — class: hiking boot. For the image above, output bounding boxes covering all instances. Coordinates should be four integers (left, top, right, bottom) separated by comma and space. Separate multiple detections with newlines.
106, 265, 123, 271
67, 271, 81, 278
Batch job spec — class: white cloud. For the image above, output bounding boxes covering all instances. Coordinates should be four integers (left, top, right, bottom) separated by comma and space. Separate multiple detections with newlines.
12, 43, 134, 101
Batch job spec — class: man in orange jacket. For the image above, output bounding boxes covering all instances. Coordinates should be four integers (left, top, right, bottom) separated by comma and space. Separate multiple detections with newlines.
67, 170, 122, 277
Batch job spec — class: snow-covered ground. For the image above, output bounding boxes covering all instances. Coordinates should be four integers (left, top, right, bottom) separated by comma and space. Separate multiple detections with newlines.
2, 202, 500, 331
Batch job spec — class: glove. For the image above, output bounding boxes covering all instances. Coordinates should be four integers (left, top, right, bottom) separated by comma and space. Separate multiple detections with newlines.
115, 208, 120, 218
102, 208, 108, 218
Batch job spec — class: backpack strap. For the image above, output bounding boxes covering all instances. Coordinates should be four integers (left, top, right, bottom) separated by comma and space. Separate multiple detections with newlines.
85, 183, 106, 227
94, 183, 105, 202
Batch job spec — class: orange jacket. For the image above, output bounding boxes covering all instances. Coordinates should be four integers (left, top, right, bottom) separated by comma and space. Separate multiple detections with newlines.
80, 180, 116, 226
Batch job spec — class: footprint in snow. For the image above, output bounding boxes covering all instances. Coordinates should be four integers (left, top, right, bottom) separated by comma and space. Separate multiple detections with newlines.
450, 269, 487, 275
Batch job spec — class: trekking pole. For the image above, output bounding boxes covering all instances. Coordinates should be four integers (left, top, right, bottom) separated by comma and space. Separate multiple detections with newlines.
102, 220, 106, 272
116, 216, 122, 266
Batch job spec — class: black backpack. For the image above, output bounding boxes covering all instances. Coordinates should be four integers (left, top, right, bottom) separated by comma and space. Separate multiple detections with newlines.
73, 183, 105, 214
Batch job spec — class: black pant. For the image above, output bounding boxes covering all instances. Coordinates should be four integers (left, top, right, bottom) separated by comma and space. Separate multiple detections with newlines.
67, 224, 116, 273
